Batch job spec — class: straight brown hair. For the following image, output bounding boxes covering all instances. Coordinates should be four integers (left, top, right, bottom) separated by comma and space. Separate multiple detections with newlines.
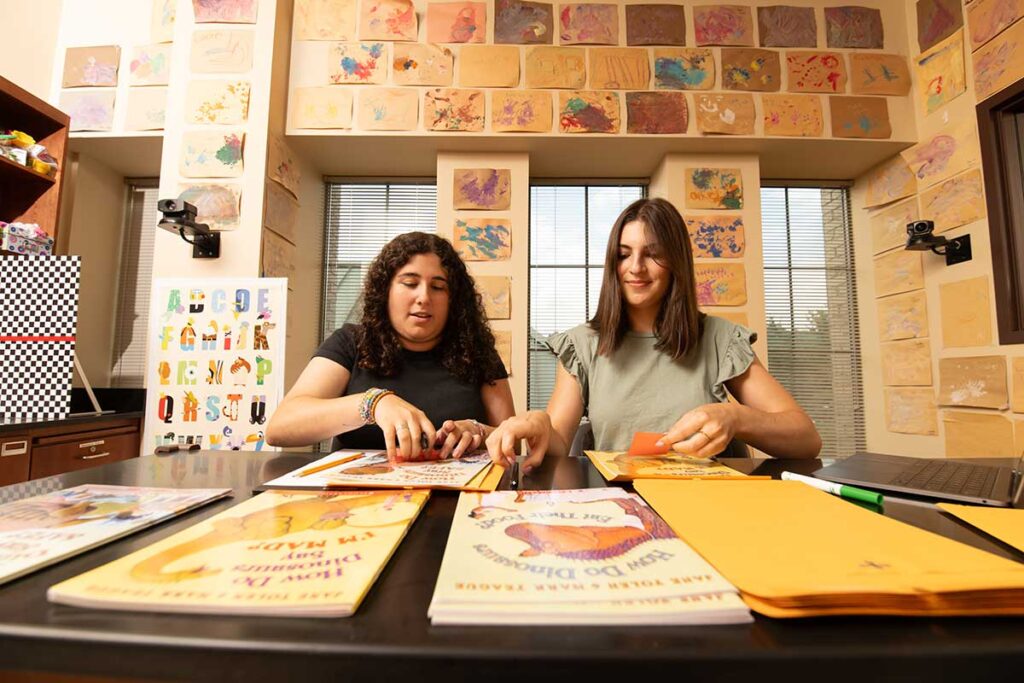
590, 197, 704, 359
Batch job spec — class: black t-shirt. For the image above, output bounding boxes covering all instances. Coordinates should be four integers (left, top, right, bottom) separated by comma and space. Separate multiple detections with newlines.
314, 324, 509, 449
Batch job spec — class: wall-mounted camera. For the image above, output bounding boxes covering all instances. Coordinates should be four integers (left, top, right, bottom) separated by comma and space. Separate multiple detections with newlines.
904, 219, 971, 266
157, 199, 221, 259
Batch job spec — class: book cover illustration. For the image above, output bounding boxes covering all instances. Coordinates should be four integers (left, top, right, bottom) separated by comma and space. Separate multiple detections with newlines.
0, 484, 231, 585
48, 489, 428, 617
585, 450, 754, 481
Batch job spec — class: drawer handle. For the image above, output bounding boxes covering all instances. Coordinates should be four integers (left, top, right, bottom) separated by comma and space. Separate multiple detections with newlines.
79, 440, 105, 449
1, 441, 28, 457
78, 452, 111, 460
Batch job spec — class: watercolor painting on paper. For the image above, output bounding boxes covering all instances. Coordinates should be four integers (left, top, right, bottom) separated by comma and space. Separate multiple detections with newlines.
524, 46, 586, 88
829, 96, 891, 139
757, 5, 816, 47
177, 184, 241, 231
684, 215, 745, 258
392, 44, 453, 86
559, 91, 620, 133
918, 169, 986, 233
967, 0, 1024, 50
971, 17, 1024, 102
693, 5, 754, 46
877, 290, 929, 342
357, 88, 419, 130
61, 91, 116, 131
685, 168, 743, 209
328, 42, 387, 84
192, 0, 258, 23
191, 30, 254, 73
850, 53, 911, 96
453, 219, 512, 260
476, 276, 512, 319
869, 197, 918, 254
917, 0, 963, 52
291, 87, 353, 128
786, 52, 846, 93
295, 0, 357, 40
559, 4, 618, 45
915, 30, 966, 114
427, 2, 486, 43
425, 89, 485, 131
695, 263, 747, 306
885, 387, 937, 435
762, 94, 823, 137
625, 92, 688, 134
152, 0, 175, 42
125, 88, 167, 130
495, 0, 553, 44
453, 169, 512, 210
654, 48, 715, 90
129, 44, 171, 86
180, 131, 245, 178
186, 80, 251, 125
267, 135, 301, 197
865, 155, 917, 208
694, 93, 755, 134
900, 121, 979, 189
625, 4, 686, 46
824, 6, 883, 48
360, 0, 417, 41
938, 356, 1008, 410
63, 46, 120, 87
721, 48, 780, 91
493, 91, 552, 132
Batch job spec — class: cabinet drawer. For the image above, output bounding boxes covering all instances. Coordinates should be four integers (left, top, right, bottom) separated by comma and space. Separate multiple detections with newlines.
0, 435, 31, 486
30, 431, 139, 479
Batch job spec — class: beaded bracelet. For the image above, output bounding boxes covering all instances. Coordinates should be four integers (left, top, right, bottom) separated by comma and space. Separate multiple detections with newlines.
359, 387, 394, 425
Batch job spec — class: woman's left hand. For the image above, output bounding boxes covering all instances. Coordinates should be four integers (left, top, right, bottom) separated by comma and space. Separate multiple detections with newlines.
435, 419, 488, 459
658, 403, 741, 459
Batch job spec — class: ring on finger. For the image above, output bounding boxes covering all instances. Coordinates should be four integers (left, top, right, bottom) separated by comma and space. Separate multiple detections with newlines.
698, 429, 711, 441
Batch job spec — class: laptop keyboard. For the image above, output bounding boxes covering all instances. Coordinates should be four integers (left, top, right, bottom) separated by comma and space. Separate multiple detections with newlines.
889, 460, 999, 498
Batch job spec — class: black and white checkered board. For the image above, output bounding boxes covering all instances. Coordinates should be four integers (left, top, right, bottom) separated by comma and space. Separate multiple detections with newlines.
0, 256, 82, 424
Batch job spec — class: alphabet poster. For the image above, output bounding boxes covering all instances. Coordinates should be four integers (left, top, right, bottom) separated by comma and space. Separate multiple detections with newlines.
143, 278, 287, 454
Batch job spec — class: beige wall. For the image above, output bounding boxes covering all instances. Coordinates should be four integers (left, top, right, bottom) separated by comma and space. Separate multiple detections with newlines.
1, 0, 62, 99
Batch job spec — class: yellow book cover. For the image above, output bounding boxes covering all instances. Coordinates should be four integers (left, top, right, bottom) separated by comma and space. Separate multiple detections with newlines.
48, 489, 429, 617
585, 450, 759, 482
938, 503, 1024, 554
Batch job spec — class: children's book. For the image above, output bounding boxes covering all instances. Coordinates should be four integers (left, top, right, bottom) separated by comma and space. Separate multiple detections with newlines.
428, 488, 751, 625
585, 450, 762, 482
48, 489, 429, 617
0, 484, 231, 586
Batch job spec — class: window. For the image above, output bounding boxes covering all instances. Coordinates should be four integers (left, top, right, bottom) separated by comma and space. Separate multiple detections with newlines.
528, 184, 646, 409
761, 185, 865, 458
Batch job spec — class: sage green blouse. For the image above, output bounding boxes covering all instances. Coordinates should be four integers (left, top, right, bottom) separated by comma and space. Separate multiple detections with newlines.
546, 316, 757, 452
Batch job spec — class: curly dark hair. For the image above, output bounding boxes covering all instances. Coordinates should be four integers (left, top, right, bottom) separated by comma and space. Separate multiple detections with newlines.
357, 231, 504, 385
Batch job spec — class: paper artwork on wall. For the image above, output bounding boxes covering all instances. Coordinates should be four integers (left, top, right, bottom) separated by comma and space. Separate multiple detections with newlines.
940, 276, 992, 348
60, 91, 116, 132
762, 94, 823, 137
476, 276, 512, 319
262, 228, 296, 279
915, 30, 966, 115
177, 183, 242, 231
943, 411, 1015, 458
654, 49, 715, 90
458, 45, 521, 87
880, 338, 933, 386
786, 51, 847, 93
454, 169, 512, 209
357, 87, 419, 130
125, 87, 167, 130
972, 15, 1024, 102
129, 44, 171, 86
938, 356, 1008, 409
625, 4, 687, 46
267, 135, 301, 198
263, 181, 300, 243
918, 169, 986, 234
180, 131, 245, 178
684, 215, 744, 258
191, 30, 255, 73
359, 0, 417, 41
558, 91, 620, 133
877, 289, 929, 341
495, 0, 554, 44
757, 5, 817, 48
493, 330, 512, 374
292, 86, 353, 128
453, 218, 513, 259
186, 80, 251, 125
589, 48, 651, 90
685, 167, 743, 209
295, 0, 357, 40
884, 387, 937, 435
192, 0, 258, 23
427, 2, 487, 43
721, 48, 781, 91
829, 96, 891, 139
63, 46, 120, 88
328, 42, 387, 84
492, 90, 552, 132
425, 88, 485, 131
625, 92, 688, 134
1013, 357, 1024, 413
524, 46, 586, 88
873, 250, 923, 298
152, 0, 176, 43
824, 6, 883, 49
849, 53, 911, 96
559, 4, 618, 45
865, 155, 917, 208
392, 43, 453, 86
917, 0, 963, 52
967, 0, 1024, 50
695, 263, 747, 306
900, 121, 980, 190
693, 5, 754, 46
694, 93, 755, 134
869, 197, 918, 254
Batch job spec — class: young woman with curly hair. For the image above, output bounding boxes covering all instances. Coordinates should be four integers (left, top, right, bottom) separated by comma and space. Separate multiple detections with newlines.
266, 232, 514, 461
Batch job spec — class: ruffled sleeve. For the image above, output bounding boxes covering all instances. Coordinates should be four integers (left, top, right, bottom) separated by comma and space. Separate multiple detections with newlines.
711, 322, 757, 402
545, 326, 591, 408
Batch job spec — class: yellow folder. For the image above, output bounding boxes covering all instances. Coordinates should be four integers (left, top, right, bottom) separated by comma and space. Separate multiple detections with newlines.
938, 503, 1024, 555
584, 450, 763, 482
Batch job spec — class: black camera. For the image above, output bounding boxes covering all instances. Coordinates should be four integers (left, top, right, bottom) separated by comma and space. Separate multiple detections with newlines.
906, 220, 934, 238
157, 198, 220, 259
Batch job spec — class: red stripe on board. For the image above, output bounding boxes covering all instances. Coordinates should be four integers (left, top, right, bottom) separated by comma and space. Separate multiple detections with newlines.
0, 335, 76, 342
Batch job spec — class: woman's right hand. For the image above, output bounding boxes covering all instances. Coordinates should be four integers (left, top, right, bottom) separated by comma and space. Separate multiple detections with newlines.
373, 394, 436, 463
486, 410, 551, 474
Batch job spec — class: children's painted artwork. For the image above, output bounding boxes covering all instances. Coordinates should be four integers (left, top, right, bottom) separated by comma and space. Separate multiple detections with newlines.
873, 250, 924, 298
476, 276, 512, 319
917, 0, 963, 52
152, 0, 176, 42
62, 46, 120, 88
453, 169, 513, 209
654, 48, 715, 90
864, 154, 916, 208
191, 30, 254, 73
295, 0, 357, 40
694, 93, 755, 134
261, 228, 296, 278
392, 43, 454, 86
589, 48, 650, 89
291, 86, 353, 128
180, 131, 245, 178
493, 330, 512, 373
559, 3, 619, 45
915, 30, 966, 115
940, 276, 993, 348
263, 181, 299, 243
357, 87, 419, 130
125, 87, 167, 131
427, 2, 487, 43
143, 277, 287, 452
762, 94, 823, 137
849, 53, 911, 95
453, 219, 513, 260
876, 289, 928, 341
186, 80, 251, 125
786, 51, 847, 93
267, 135, 301, 197
884, 387, 937, 435
177, 183, 242, 231
721, 48, 781, 91
695, 263, 747, 306
359, 0, 417, 40
684, 215, 744, 258
559, 91, 620, 133
869, 197, 918, 254
829, 95, 891, 139
918, 169, 986, 233
757, 5, 817, 47
967, 0, 1024, 50
693, 5, 754, 46
972, 16, 1024, 102
938, 356, 1009, 410
458, 45, 521, 87
625, 4, 687, 46
129, 44, 171, 86
192, 0, 258, 23
492, 90, 553, 132
944, 412, 1015, 459
495, 0, 554, 44
824, 6, 883, 48
900, 120, 979, 189
880, 338, 932, 387
426, 88, 485, 131
625, 92, 688, 134
685, 167, 744, 209
328, 42, 387, 84
524, 46, 586, 88
60, 91, 116, 132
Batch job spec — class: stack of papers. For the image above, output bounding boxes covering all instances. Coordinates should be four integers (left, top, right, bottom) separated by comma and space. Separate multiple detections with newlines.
428, 488, 751, 625
585, 450, 759, 482
636, 479, 1024, 617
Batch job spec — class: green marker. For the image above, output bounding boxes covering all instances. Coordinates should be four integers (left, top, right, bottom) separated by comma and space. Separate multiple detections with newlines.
781, 471, 884, 507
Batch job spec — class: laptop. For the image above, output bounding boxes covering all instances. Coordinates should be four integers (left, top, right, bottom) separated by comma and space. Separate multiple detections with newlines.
815, 452, 1024, 507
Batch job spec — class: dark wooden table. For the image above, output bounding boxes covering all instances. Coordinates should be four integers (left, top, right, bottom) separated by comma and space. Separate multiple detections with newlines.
0, 450, 1022, 682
